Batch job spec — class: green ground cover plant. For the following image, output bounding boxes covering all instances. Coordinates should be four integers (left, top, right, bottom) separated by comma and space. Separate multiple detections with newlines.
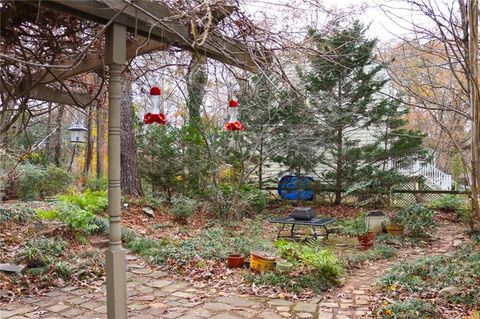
380, 299, 438, 319
345, 244, 396, 265
428, 194, 469, 221
0, 205, 35, 223
396, 204, 436, 237
377, 243, 480, 317
124, 218, 272, 265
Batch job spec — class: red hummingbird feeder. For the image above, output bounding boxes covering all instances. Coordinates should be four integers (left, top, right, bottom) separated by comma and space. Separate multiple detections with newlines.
224, 99, 244, 131
144, 86, 166, 125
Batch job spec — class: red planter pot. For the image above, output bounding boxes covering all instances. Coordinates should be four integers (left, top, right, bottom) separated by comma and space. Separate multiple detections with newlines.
227, 254, 245, 268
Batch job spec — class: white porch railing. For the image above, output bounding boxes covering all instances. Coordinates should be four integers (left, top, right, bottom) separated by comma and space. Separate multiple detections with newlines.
389, 160, 452, 190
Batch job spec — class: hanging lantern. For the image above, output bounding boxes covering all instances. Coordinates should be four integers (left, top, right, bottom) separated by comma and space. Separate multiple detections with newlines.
144, 86, 166, 125
224, 99, 244, 131
68, 121, 88, 143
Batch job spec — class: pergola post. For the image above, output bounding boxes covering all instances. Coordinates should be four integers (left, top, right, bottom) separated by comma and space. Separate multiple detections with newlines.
105, 23, 127, 319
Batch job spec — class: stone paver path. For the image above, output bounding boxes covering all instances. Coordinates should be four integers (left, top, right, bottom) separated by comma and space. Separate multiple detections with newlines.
1, 223, 464, 319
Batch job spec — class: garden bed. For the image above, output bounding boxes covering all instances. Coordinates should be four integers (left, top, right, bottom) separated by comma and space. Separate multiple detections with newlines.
0, 197, 462, 304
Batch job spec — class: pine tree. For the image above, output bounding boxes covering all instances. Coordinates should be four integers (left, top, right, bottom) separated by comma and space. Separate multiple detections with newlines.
305, 20, 388, 204
304, 21, 426, 204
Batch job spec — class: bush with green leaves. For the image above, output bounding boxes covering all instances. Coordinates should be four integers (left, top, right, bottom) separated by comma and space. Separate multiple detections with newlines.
275, 239, 344, 282
37, 204, 99, 234
59, 190, 107, 214
19, 164, 72, 200
171, 195, 197, 221
85, 177, 108, 191
54, 261, 73, 280
428, 194, 469, 220
336, 215, 368, 236
396, 204, 436, 237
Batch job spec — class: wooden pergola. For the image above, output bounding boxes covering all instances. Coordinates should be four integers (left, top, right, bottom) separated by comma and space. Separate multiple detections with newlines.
12, 1, 267, 317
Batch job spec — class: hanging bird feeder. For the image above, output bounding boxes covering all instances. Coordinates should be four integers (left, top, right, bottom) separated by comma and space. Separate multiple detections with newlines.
224, 99, 244, 131
144, 86, 166, 125
68, 121, 88, 143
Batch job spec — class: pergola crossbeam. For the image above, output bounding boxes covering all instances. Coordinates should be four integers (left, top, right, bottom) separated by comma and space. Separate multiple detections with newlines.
24, 0, 262, 72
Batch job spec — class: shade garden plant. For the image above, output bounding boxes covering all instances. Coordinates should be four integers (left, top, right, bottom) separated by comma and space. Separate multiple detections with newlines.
395, 204, 436, 237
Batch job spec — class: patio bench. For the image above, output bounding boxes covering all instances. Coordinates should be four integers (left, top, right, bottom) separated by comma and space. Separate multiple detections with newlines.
268, 217, 336, 240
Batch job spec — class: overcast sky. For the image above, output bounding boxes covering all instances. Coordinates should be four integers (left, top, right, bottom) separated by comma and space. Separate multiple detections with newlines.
241, 0, 436, 43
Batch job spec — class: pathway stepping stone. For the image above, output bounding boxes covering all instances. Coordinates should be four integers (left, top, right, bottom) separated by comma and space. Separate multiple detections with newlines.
147, 279, 172, 288
293, 302, 317, 313
203, 302, 232, 311
0, 263, 24, 273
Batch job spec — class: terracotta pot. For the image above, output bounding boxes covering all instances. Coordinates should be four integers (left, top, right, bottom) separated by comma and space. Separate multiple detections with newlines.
358, 232, 376, 250
386, 224, 405, 237
227, 254, 245, 268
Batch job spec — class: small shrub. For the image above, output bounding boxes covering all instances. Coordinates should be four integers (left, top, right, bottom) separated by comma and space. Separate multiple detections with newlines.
171, 195, 197, 221
19, 164, 72, 200
336, 215, 368, 236
37, 205, 99, 234
275, 239, 344, 282
60, 205, 98, 234
90, 216, 109, 235
428, 194, 469, 220
85, 177, 108, 191
54, 262, 72, 280
396, 204, 436, 237
208, 183, 267, 219
239, 184, 267, 213
59, 190, 107, 214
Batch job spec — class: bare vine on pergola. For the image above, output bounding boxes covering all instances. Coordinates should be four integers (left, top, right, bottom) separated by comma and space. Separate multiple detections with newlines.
0, 0, 274, 135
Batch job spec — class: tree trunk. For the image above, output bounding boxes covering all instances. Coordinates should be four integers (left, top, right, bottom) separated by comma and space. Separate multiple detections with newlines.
258, 135, 263, 189
184, 54, 208, 190
335, 79, 343, 205
468, 0, 480, 229
45, 102, 53, 164
53, 104, 65, 167
120, 70, 143, 196
84, 105, 93, 176
186, 55, 207, 124
96, 99, 104, 178
335, 127, 343, 205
